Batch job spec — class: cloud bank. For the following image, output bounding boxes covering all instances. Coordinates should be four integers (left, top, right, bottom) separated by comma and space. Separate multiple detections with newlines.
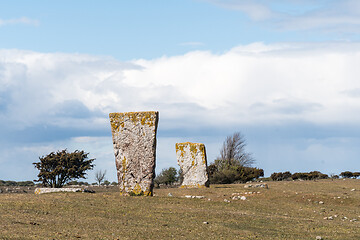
1, 42, 360, 181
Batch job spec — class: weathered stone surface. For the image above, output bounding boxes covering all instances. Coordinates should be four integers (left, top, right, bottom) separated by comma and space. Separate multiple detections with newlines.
34, 188, 82, 194
176, 142, 209, 188
109, 111, 159, 196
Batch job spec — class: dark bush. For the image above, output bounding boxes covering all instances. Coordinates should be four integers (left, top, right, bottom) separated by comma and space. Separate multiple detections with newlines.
209, 166, 264, 184
352, 172, 360, 179
340, 171, 353, 178
271, 171, 292, 181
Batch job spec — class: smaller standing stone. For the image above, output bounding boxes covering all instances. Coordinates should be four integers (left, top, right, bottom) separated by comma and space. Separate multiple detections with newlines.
176, 142, 209, 188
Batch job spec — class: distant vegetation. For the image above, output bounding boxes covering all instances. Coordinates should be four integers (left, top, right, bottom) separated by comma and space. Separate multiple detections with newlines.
340, 171, 360, 179
0, 180, 34, 187
270, 171, 360, 181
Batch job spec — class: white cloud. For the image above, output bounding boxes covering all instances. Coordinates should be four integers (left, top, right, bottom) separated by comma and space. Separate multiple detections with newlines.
204, 0, 360, 33
0, 17, 39, 27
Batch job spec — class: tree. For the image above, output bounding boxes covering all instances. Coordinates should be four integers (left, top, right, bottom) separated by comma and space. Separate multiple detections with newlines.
208, 132, 260, 184
95, 169, 107, 185
217, 132, 255, 169
154, 167, 178, 186
33, 149, 95, 188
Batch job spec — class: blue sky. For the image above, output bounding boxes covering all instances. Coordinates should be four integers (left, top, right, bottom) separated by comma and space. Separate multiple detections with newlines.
1, 0, 360, 182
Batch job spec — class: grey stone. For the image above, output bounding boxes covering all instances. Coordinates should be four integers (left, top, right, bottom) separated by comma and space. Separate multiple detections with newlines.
110, 111, 159, 196
34, 188, 82, 194
176, 142, 209, 188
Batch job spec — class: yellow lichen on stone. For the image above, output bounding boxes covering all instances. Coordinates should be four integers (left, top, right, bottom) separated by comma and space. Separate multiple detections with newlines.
175, 143, 186, 157
132, 183, 142, 195
109, 111, 158, 133
121, 156, 127, 192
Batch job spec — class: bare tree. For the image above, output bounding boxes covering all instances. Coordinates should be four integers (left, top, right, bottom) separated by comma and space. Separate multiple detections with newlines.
218, 132, 255, 168
95, 169, 107, 185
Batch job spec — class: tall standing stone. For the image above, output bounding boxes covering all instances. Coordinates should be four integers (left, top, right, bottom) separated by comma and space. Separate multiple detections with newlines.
109, 111, 159, 196
176, 142, 209, 188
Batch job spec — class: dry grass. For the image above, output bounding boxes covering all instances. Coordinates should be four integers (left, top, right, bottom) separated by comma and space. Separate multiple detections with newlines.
0, 179, 359, 239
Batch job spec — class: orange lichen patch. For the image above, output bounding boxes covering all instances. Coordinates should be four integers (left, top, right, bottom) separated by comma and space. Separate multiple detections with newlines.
109, 111, 158, 133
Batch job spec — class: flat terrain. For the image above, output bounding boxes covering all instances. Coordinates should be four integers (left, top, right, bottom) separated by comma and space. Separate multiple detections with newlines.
0, 179, 359, 239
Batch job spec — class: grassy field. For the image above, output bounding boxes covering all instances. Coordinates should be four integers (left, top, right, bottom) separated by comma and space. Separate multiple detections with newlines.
0, 179, 359, 239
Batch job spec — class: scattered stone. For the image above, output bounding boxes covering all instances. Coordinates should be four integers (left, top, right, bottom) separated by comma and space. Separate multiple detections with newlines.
316, 236, 323, 240
244, 183, 268, 189
0, 189, 2, 193
34, 188, 82, 194
168, 193, 173, 197
324, 216, 333, 220
109, 111, 159, 196
176, 142, 209, 188
231, 195, 247, 201
350, 219, 357, 222
184, 195, 205, 199
224, 199, 231, 203
319, 201, 324, 204
351, 189, 356, 192
203, 221, 209, 224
